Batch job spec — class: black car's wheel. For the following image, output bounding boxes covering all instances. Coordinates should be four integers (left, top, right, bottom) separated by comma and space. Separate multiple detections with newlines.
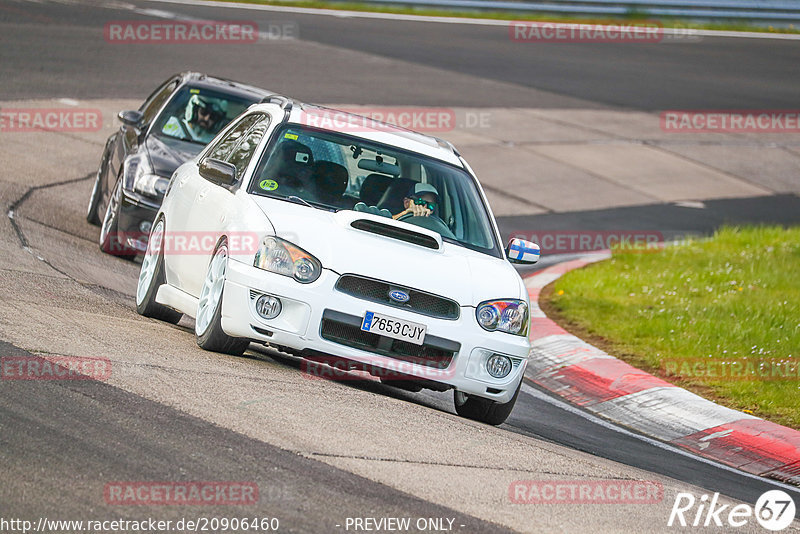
454, 381, 521, 426
195, 239, 250, 356
136, 218, 182, 324
87, 147, 111, 225
86, 168, 103, 225
99, 179, 136, 259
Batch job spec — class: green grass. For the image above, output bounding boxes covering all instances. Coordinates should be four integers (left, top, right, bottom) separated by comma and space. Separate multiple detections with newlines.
210, 0, 800, 34
547, 226, 800, 429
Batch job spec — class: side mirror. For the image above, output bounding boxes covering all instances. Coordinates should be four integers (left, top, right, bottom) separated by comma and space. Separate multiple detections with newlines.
118, 110, 144, 128
199, 158, 237, 187
506, 238, 540, 264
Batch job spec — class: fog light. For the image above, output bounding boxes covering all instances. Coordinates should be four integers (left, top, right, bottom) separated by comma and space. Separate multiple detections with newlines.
139, 220, 152, 234
255, 294, 282, 320
486, 354, 512, 379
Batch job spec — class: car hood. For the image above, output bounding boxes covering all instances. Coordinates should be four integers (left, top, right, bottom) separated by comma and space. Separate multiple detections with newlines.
250, 196, 526, 307
144, 135, 203, 178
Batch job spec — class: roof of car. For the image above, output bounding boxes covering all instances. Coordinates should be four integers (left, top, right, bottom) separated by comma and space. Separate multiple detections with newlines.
248, 100, 463, 167
179, 72, 274, 101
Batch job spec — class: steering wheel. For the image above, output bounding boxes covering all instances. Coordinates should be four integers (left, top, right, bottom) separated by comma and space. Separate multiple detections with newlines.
397, 214, 456, 239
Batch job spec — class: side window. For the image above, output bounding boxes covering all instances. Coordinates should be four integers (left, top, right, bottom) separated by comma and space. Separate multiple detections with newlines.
227, 115, 271, 178
205, 114, 260, 161
140, 78, 179, 125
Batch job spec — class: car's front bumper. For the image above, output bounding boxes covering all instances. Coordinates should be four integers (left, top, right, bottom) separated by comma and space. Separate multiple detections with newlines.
220, 259, 530, 403
118, 188, 161, 252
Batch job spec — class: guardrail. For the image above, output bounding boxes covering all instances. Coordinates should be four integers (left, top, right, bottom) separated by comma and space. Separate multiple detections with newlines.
340, 0, 800, 24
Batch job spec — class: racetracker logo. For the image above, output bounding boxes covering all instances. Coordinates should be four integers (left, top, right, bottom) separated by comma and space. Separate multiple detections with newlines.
300, 356, 457, 382
509, 480, 663, 504
108, 231, 260, 256
661, 358, 800, 381
1, 356, 111, 381
509, 21, 664, 43
300, 107, 459, 133
104, 481, 258, 505
104, 20, 259, 44
509, 230, 663, 254
661, 110, 800, 133
0, 108, 101, 132
668, 490, 796, 530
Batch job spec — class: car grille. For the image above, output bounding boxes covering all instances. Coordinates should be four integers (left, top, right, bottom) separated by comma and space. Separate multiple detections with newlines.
335, 274, 460, 320
319, 311, 458, 369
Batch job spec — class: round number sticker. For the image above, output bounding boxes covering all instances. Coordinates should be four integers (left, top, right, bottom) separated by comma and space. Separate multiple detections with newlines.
259, 179, 278, 191
755, 490, 796, 531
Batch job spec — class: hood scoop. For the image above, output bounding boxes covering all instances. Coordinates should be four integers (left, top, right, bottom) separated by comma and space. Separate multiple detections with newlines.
350, 219, 440, 250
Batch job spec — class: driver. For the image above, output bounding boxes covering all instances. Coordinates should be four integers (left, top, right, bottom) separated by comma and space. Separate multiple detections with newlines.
162, 94, 227, 144
393, 183, 439, 220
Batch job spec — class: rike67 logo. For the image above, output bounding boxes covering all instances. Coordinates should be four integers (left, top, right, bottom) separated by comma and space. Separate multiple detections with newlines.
668, 490, 796, 531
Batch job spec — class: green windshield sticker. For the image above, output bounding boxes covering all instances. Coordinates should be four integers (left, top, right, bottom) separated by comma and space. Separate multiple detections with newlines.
284, 133, 298, 140
259, 179, 278, 191
189, 88, 200, 94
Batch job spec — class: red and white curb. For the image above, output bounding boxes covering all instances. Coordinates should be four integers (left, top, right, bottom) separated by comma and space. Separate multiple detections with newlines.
524, 252, 800, 486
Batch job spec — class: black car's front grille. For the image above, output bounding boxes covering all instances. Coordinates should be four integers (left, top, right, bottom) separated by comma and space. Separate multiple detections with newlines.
319, 311, 458, 369
335, 274, 460, 320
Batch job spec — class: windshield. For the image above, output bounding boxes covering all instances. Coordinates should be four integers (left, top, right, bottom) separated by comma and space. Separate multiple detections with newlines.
249, 125, 502, 258
152, 85, 254, 146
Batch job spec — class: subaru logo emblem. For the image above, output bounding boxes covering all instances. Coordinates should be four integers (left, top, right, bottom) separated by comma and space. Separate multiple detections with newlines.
389, 290, 410, 303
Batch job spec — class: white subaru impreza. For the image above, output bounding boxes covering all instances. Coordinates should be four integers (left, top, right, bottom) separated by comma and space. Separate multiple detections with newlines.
136, 97, 540, 425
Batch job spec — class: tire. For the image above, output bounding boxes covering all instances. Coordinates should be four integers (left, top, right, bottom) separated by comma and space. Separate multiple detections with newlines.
135, 218, 182, 324
195, 240, 250, 356
453, 380, 521, 426
86, 165, 104, 225
99, 179, 137, 259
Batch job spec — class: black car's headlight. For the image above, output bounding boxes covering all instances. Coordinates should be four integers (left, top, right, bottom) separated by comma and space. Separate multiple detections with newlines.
124, 156, 169, 198
476, 299, 529, 336
254, 237, 321, 284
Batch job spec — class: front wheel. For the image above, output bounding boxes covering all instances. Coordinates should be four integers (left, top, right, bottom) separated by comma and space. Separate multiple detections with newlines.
136, 218, 182, 324
454, 381, 521, 426
195, 240, 250, 356
86, 166, 104, 225
99, 180, 136, 259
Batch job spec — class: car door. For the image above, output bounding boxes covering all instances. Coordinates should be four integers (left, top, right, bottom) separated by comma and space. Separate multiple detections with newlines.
179, 112, 272, 297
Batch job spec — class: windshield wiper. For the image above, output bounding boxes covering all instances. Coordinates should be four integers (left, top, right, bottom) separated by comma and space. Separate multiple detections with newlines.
286, 195, 314, 208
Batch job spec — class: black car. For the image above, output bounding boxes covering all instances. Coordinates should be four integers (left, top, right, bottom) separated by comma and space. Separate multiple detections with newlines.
87, 72, 273, 256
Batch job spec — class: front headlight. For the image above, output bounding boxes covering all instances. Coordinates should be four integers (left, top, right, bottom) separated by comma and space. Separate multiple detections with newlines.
124, 156, 170, 198
253, 236, 321, 284
476, 299, 529, 336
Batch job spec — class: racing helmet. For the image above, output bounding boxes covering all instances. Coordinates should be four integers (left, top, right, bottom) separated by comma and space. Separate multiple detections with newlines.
184, 93, 228, 125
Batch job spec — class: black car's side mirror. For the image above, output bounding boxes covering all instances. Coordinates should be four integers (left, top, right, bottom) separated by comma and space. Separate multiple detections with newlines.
199, 158, 237, 187
118, 110, 144, 128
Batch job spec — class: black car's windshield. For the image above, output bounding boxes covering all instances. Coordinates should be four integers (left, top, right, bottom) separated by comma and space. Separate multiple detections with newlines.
152, 85, 254, 146
250, 125, 501, 258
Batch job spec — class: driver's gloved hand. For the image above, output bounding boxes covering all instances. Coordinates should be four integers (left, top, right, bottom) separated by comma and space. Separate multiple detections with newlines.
408, 203, 432, 217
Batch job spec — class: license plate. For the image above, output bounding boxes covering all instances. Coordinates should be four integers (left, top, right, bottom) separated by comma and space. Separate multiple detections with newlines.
360, 311, 426, 345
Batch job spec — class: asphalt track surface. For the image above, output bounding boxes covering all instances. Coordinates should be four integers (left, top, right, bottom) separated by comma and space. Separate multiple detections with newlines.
1, 0, 800, 109
2, 0, 800, 531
